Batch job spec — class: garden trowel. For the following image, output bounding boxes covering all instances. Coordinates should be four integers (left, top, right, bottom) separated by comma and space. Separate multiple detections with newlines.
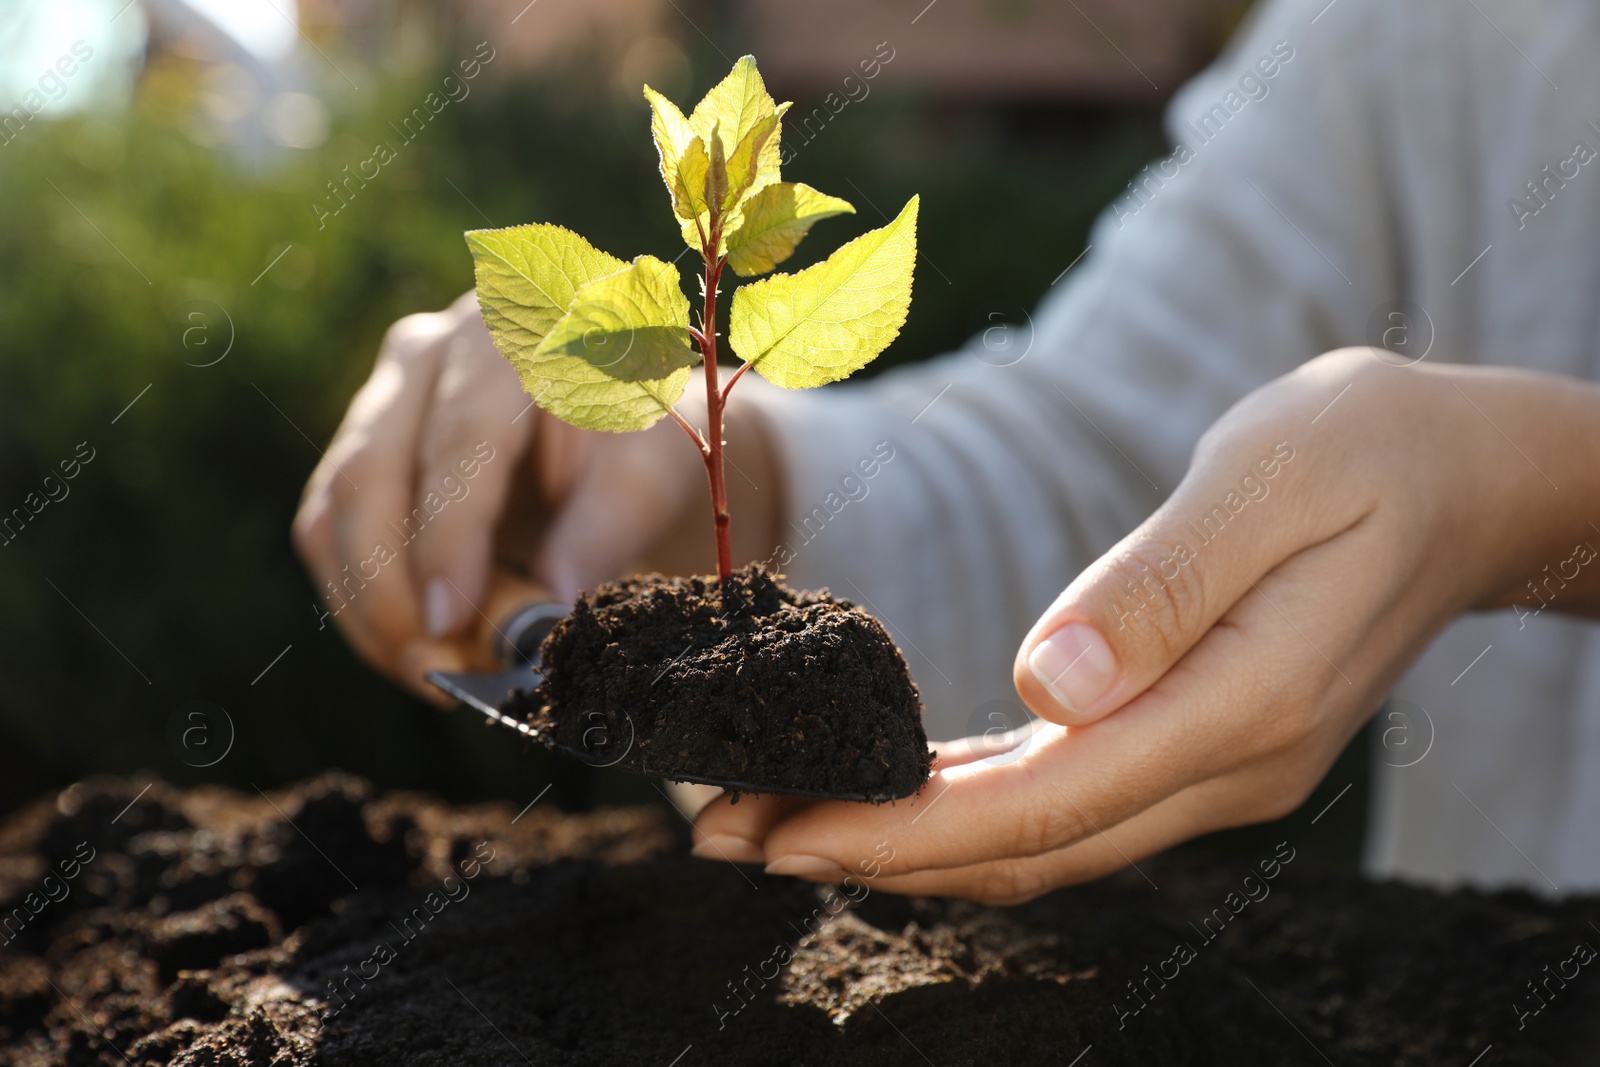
425, 596, 567, 741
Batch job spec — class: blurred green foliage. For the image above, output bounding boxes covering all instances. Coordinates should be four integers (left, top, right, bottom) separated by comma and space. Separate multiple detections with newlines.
0, 39, 1166, 812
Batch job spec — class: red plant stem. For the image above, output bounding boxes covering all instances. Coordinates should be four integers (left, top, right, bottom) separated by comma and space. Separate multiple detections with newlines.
720, 359, 753, 405
667, 213, 737, 582
700, 224, 733, 583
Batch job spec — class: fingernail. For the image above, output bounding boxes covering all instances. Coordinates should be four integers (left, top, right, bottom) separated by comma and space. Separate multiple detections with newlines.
1028, 622, 1117, 718
764, 855, 846, 879
425, 578, 457, 639
691, 834, 763, 864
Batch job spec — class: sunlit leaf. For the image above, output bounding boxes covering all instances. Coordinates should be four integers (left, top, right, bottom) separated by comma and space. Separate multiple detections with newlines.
728, 196, 918, 389
676, 117, 788, 257
672, 57, 793, 255
675, 136, 711, 223
466, 224, 692, 432
537, 254, 698, 383
725, 182, 854, 277
721, 113, 780, 213
644, 85, 700, 222
689, 56, 779, 174
702, 124, 728, 224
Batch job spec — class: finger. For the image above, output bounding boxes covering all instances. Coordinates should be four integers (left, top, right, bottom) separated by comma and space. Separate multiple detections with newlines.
327, 317, 456, 666
761, 530, 1365, 879
685, 733, 1016, 871
688, 735, 1033, 874
929, 719, 1039, 770
692, 794, 814, 865
398, 638, 470, 709
410, 312, 532, 639
859, 771, 1276, 904
536, 418, 698, 600
295, 464, 389, 668
399, 572, 559, 708
1014, 412, 1358, 726
666, 782, 725, 820
295, 492, 395, 673
295, 310, 452, 674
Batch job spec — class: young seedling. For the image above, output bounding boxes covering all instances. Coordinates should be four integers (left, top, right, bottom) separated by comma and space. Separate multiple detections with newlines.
465, 55, 918, 583
454, 56, 932, 800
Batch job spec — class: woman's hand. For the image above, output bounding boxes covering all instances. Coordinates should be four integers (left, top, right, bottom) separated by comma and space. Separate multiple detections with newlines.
692, 348, 1600, 903
293, 292, 782, 700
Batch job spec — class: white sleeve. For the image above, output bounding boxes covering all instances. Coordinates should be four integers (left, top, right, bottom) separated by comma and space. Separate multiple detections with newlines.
741, 0, 1399, 739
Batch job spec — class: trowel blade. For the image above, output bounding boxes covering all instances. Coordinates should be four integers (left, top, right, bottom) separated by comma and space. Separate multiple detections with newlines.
427, 667, 543, 738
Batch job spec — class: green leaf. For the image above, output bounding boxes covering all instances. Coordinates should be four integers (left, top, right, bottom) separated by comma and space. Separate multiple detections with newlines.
675, 135, 712, 222
721, 112, 780, 213
536, 254, 698, 383
729, 195, 918, 389
755, 100, 791, 193
466, 224, 693, 432
691, 58, 792, 248
675, 113, 788, 257
644, 85, 700, 222
702, 124, 728, 224
655, 57, 795, 255
689, 56, 779, 174
725, 183, 855, 277
466, 224, 622, 346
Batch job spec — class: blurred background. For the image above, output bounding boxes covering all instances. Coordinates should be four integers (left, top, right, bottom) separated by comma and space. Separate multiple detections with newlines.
5, 0, 1370, 861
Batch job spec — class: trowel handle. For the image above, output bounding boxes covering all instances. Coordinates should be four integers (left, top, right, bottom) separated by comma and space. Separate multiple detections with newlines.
481, 570, 568, 669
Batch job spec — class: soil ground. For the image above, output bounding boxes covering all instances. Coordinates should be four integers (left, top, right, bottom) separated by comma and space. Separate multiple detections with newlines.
0, 775, 1596, 1066
516, 568, 932, 800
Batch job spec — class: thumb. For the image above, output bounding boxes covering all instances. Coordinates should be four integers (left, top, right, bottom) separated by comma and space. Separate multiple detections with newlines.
1014, 439, 1311, 726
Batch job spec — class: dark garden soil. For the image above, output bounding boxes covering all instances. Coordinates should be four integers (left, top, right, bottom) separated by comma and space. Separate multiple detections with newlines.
508, 567, 932, 801
2, 777, 1598, 1065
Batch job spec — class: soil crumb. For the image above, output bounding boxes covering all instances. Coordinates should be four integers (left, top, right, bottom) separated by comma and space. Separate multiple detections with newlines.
512, 567, 932, 801
1, 775, 1597, 1066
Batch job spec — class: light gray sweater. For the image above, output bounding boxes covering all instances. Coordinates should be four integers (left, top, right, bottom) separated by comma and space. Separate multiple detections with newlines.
745, 0, 1600, 893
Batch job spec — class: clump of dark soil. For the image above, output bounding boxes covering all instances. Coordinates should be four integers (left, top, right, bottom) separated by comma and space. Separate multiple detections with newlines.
2, 775, 1599, 1066
510, 566, 932, 801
